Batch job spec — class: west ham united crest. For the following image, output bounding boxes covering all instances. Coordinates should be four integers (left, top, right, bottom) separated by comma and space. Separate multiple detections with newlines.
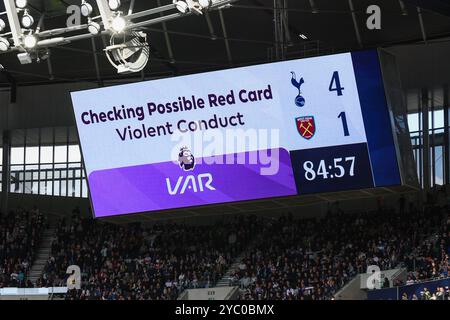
296, 116, 315, 140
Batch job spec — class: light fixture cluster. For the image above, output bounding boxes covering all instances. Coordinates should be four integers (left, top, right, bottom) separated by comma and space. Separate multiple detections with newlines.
0, 0, 38, 51
18, 0, 38, 50
15, 0, 35, 30
80, 0, 100, 35
174, 0, 219, 14
108, 0, 127, 34
0, 0, 237, 72
80, 0, 125, 35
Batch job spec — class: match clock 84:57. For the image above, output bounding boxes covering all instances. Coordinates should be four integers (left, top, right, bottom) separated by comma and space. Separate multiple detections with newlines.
303, 157, 355, 181
290, 143, 375, 194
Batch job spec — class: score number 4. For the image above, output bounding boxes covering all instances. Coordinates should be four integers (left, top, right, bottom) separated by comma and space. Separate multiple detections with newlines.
330, 71, 350, 137
303, 157, 356, 181
329, 71, 345, 96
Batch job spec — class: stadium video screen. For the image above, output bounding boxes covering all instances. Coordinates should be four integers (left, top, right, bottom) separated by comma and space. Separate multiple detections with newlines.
71, 50, 401, 218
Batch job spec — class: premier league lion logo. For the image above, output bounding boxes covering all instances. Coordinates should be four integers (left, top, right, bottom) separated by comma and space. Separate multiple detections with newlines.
178, 147, 195, 171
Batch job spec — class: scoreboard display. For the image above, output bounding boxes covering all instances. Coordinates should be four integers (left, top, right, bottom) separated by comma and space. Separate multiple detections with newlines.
71, 50, 412, 218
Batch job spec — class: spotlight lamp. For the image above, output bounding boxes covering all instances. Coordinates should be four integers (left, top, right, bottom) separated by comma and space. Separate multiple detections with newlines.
21, 9, 34, 28
199, 0, 225, 10
0, 19, 6, 32
0, 37, 10, 52
174, 1, 189, 13
88, 20, 101, 35
0, 0, 236, 72
23, 33, 37, 49
111, 14, 126, 33
15, 0, 27, 9
108, 0, 121, 11
105, 31, 150, 74
198, 0, 212, 8
81, 0, 93, 17
174, 1, 204, 14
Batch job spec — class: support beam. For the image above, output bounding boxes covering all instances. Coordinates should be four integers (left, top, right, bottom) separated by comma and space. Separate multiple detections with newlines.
1, 130, 10, 215
0, 67, 16, 103
417, 7, 428, 43
444, 84, 449, 185
3, 0, 23, 47
399, 0, 408, 15
430, 91, 435, 186
126, 3, 176, 20
90, 37, 102, 86
282, 0, 291, 46
46, 51, 54, 80
218, 9, 232, 66
348, 0, 363, 48
421, 88, 430, 190
95, 0, 114, 31
128, 0, 135, 15
156, 0, 175, 64
403, 0, 450, 17
273, 0, 286, 61
308, 0, 318, 14
204, 12, 217, 40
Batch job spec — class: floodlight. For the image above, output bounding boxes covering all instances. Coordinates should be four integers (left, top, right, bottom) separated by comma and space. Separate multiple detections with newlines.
108, 0, 121, 11
15, 0, 27, 9
111, 15, 126, 33
23, 34, 37, 48
81, 1, 93, 17
175, 1, 189, 13
198, 0, 211, 8
88, 20, 101, 34
21, 10, 34, 28
105, 31, 150, 74
0, 37, 10, 51
0, 19, 6, 32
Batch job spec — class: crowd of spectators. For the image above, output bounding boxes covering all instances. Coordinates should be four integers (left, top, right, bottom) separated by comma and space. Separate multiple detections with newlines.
0, 188, 448, 301
401, 286, 450, 300
38, 211, 262, 300
0, 206, 44, 288
235, 188, 449, 300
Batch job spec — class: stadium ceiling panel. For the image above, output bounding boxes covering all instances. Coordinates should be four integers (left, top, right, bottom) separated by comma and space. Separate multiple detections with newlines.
0, 0, 449, 86
403, 0, 450, 17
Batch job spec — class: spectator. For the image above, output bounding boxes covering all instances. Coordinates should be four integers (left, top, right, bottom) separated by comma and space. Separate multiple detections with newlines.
383, 277, 390, 289
0, 207, 44, 288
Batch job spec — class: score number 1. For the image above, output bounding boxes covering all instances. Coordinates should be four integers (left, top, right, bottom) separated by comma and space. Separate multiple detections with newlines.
329, 71, 350, 137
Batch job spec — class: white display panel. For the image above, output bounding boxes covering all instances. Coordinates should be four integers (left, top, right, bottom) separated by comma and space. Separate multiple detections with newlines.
71, 50, 401, 217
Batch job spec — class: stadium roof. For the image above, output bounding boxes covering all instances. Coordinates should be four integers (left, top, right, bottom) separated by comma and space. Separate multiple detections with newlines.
0, 0, 449, 87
